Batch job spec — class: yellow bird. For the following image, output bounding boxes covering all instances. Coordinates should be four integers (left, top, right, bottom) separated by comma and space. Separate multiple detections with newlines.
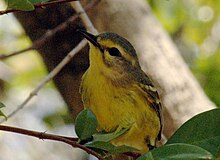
78, 30, 163, 154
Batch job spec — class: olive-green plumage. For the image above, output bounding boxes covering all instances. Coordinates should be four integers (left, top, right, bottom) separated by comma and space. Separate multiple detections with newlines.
79, 30, 163, 154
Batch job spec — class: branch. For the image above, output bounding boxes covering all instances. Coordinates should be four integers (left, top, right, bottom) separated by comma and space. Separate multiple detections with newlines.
0, 47, 33, 60
71, 1, 98, 34
0, 124, 140, 159
0, 0, 78, 15
0, 0, 100, 60
0, 125, 103, 160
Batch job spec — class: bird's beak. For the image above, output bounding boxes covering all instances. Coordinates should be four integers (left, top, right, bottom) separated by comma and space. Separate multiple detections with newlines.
78, 30, 101, 49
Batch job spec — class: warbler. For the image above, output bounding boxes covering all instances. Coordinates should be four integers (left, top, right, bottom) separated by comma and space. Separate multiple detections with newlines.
78, 30, 163, 154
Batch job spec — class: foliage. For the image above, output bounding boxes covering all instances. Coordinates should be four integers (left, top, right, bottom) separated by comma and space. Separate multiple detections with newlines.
167, 108, 220, 156
86, 141, 137, 155
148, 0, 219, 43
75, 108, 219, 159
92, 127, 129, 142
138, 108, 220, 159
75, 109, 137, 155
75, 108, 98, 141
5, 0, 49, 11
137, 143, 213, 160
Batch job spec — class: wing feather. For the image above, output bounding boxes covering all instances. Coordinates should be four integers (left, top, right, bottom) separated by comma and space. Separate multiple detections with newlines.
136, 72, 163, 140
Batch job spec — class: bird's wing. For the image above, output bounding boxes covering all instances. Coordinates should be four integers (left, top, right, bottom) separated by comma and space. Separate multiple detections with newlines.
136, 72, 163, 140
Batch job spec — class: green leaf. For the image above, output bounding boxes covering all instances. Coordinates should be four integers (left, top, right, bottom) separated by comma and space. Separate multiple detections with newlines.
0, 102, 7, 120
0, 110, 7, 120
137, 143, 214, 160
85, 141, 138, 154
5, 0, 50, 11
167, 108, 220, 155
75, 109, 98, 141
6, 0, 34, 11
0, 102, 6, 108
93, 127, 130, 142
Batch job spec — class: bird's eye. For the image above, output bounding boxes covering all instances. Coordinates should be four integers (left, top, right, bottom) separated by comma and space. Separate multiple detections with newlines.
108, 47, 121, 57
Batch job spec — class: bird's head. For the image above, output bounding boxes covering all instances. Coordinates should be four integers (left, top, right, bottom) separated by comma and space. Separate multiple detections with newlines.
78, 30, 141, 78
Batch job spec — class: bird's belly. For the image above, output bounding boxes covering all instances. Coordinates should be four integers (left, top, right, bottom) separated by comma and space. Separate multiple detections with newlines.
82, 81, 156, 132
88, 87, 137, 132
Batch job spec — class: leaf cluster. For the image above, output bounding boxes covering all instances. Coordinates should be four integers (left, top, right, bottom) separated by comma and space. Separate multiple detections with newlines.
75, 108, 220, 159
75, 109, 137, 158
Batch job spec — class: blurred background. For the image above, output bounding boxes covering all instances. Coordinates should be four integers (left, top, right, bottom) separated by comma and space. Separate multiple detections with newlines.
148, 0, 220, 107
0, 0, 220, 160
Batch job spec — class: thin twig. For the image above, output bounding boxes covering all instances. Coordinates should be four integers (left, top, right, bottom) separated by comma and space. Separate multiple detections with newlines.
0, 0, 100, 60
0, 0, 78, 15
0, 47, 34, 60
70, 1, 98, 34
0, 125, 103, 160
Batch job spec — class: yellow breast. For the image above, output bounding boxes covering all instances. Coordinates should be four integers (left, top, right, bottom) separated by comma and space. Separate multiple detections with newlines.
80, 68, 160, 153
81, 69, 134, 131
